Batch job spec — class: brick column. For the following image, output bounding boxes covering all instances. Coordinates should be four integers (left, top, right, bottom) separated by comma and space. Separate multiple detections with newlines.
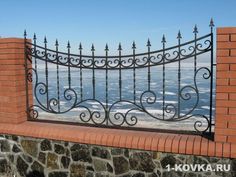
0, 38, 30, 124
215, 28, 236, 143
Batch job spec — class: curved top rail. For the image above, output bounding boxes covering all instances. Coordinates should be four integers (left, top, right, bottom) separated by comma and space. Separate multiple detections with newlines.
26, 33, 212, 70
26, 34, 211, 59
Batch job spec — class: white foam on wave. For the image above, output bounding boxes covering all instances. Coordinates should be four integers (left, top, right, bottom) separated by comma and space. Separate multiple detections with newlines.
158, 91, 176, 96
165, 91, 176, 95
201, 106, 215, 110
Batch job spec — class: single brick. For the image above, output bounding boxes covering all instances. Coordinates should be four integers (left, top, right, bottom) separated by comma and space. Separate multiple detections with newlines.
216, 86, 236, 93
215, 121, 228, 128
216, 79, 229, 86
228, 122, 236, 129
215, 107, 228, 114
215, 142, 223, 157
217, 50, 229, 57
216, 93, 228, 100
217, 64, 230, 70
214, 135, 227, 142
230, 64, 236, 71
217, 35, 230, 42
229, 93, 236, 100
229, 108, 236, 115
231, 49, 236, 56
216, 100, 236, 107
228, 136, 236, 143
230, 79, 236, 85
217, 57, 236, 64
231, 34, 236, 41
223, 143, 231, 157
218, 42, 236, 49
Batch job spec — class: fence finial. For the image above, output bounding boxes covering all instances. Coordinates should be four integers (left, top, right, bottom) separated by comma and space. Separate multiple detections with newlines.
91, 44, 95, 51
79, 43, 83, 50
193, 25, 198, 34
118, 43, 122, 51
177, 30, 182, 39
55, 39, 59, 47
209, 18, 214, 33
147, 39, 151, 47
161, 35, 166, 43
105, 43, 109, 51
24, 30, 27, 38
209, 18, 214, 27
44, 36, 47, 44
132, 41, 136, 49
67, 41, 70, 49
33, 33, 37, 40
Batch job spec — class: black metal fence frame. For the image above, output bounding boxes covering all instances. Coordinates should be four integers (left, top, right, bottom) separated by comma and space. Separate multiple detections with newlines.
24, 19, 215, 136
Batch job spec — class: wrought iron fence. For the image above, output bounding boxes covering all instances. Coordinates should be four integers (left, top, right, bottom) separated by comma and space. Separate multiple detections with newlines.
24, 19, 215, 135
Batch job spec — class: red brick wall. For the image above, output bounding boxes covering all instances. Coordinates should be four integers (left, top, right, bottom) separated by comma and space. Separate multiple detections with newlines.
0, 36, 235, 158
0, 38, 30, 124
215, 28, 236, 143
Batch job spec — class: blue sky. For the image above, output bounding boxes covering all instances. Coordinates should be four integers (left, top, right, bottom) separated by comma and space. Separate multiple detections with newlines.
1, 0, 236, 54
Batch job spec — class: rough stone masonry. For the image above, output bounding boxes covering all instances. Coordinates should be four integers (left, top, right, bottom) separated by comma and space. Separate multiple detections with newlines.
0, 134, 235, 177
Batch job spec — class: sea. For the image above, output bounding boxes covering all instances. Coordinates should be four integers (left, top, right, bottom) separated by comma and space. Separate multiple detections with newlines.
32, 59, 215, 132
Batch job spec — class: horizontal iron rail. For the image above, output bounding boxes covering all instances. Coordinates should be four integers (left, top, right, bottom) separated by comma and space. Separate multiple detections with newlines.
27, 49, 211, 70
26, 33, 211, 59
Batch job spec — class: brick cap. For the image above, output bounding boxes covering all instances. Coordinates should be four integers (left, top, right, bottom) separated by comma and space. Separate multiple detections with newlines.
0, 38, 31, 43
0, 121, 235, 158
217, 27, 236, 34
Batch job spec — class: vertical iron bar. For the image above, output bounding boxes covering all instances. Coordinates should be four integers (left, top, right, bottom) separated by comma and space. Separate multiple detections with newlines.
177, 31, 182, 118
79, 43, 83, 101
118, 43, 122, 101
209, 19, 214, 133
105, 44, 109, 124
67, 41, 71, 89
24, 30, 29, 119
147, 39, 151, 91
55, 40, 60, 112
33, 34, 37, 114
33, 34, 37, 70
132, 42, 136, 103
44, 36, 49, 109
193, 25, 198, 73
91, 44, 95, 99
162, 35, 166, 119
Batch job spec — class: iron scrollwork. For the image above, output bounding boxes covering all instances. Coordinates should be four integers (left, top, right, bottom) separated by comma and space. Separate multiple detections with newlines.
24, 20, 215, 135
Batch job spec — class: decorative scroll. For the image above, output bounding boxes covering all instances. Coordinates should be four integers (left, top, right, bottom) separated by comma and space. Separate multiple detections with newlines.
24, 19, 215, 135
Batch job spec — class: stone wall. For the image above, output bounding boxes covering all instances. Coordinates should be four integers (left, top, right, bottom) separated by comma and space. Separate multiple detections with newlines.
0, 134, 235, 177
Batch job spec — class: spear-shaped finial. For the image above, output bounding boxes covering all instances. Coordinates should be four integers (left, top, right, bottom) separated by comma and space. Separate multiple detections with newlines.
147, 38, 151, 47
132, 41, 136, 49
67, 41, 70, 49
91, 44, 95, 51
24, 30, 27, 38
44, 36, 47, 44
193, 25, 198, 34
105, 43, 109, 51
161, 35, 166, 43
209, 18, 214, 33
33, 33, 37, 40
209, 18, 214, 27
79, 43, 83, 50
118, 43, 122, 51
55, 39, 59, 47
177, 30, 182, 39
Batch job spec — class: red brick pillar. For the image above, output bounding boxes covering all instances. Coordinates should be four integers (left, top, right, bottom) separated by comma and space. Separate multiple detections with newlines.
0, 38, 30, 124
215, 28, 236, 143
